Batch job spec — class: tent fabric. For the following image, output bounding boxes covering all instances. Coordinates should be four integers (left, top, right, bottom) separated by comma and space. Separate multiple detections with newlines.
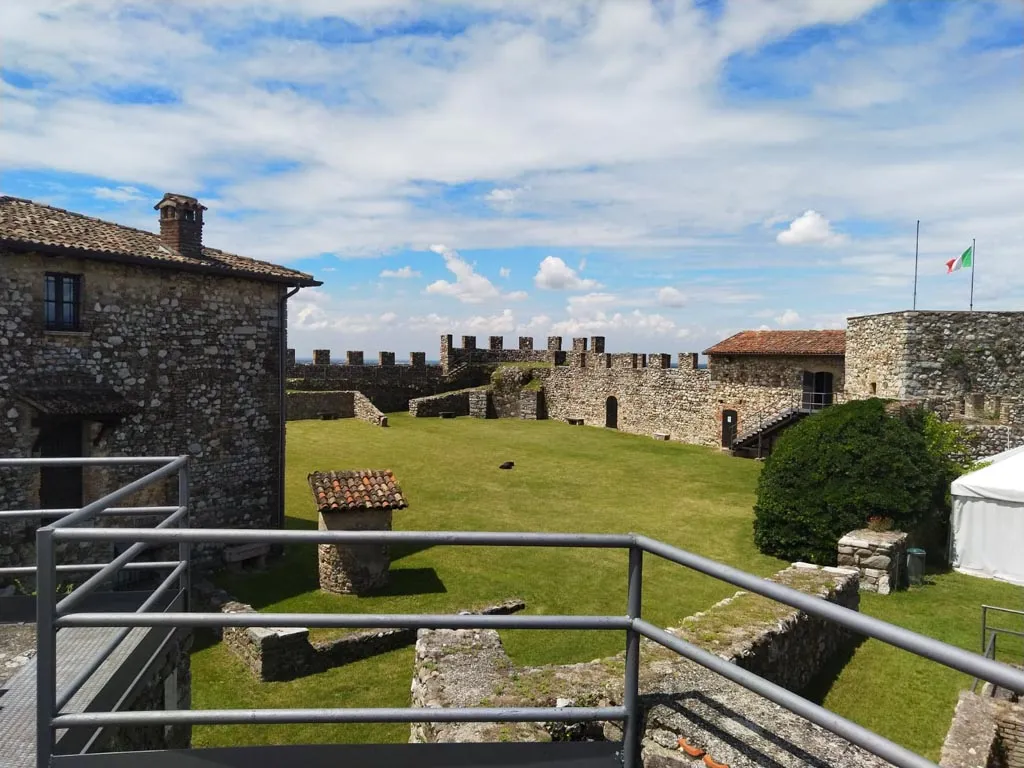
949, 449, 1024, 503
949, 447, 1024, 586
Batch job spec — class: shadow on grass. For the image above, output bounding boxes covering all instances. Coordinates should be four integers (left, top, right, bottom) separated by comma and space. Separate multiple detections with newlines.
360, 567, 447, 598
802, 635, 866, 705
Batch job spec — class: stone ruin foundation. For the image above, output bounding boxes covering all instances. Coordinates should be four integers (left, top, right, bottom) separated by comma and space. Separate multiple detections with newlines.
837, 529, 909, 595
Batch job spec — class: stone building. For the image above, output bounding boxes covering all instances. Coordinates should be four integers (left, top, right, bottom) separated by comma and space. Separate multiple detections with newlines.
309, 469, 408, 595
0, 193, 320, 579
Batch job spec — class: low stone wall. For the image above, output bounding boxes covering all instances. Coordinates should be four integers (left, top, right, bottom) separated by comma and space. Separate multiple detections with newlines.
939, 690, 1024, 768
409, 389, 474, 417
353, 390, 388, 426
965, 423, 1024, 461
318, 508, 393, 595
838, 529, 909, 594
519, 389, 545, 420
286, 390, 355, 420
221, 597, 525, 682
409, 563, 882, 767
468, 389, 495, 418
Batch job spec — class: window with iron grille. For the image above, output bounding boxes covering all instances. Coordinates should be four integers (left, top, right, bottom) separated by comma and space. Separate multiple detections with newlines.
44, 272, 82, 331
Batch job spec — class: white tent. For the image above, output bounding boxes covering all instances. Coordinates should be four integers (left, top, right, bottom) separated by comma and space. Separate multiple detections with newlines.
950, 447, 1024, 586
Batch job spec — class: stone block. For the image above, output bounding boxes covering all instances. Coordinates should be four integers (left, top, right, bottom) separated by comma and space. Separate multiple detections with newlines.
313, 349, 331, 365
862, 554, 891, 570
286, 348, 296, 367
518, 336, 534, 351
379, 351, 395, 366
346, 350, 364, 365
461, 335, 476, 350
488, 335, 503, 351
572, 337, 588, 352
410, 351, 426, 367
547, 336, 563, 351
590, 336, 606, 353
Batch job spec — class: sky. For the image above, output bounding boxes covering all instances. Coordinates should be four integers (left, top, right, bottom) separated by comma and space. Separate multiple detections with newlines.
1, 0, 1022, 359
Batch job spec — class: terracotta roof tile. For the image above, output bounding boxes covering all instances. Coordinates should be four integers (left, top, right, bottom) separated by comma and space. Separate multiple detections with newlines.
703, 330, 846, 357
0, 195, 320, 286
308, 470, 408, 513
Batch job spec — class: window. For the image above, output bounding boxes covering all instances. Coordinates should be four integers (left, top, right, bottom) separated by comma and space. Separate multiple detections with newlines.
44, 273, 82, 331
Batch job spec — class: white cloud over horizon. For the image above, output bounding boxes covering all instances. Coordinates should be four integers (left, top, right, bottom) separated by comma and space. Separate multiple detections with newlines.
534, 256, 602, 291
776, 210, 849, 246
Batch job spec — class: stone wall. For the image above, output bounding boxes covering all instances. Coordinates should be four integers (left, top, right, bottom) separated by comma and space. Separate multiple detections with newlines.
409, 563, 872, 765
353, 391, 388, 427
939, 691, 1024, 768
408, 389, 474, 417
86, 628, 193, 755
519, 390, 545, 420
468, 389, 495, 419
837, 529, 909, 595
318, 508, 393, 595
845, 312, 909, 399
286, 390, 355, 420
287, 359, 447, 413
0, 250, 288, 584
221, 597, 524, 682
441, 334, 553, 373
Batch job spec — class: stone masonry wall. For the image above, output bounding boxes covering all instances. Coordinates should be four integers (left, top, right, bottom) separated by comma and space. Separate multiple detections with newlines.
837, 529, 909, 595
286, 390, 356, 420
86, 628, 193, 755
0, 250, 287, 583
939, 691, 1024, 768
353, 391, 388, 426
287, 360, 446, 413
441, 334, 552, 373
408, 389, 474, 417
845, 313, 910, 399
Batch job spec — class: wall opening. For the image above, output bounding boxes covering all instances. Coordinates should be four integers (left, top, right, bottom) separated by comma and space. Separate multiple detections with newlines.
605, 396, 618, 429
721, 409, 737, 448
36, 418, 84, 509
802, 371, 834, 410
869, 382, 877, 396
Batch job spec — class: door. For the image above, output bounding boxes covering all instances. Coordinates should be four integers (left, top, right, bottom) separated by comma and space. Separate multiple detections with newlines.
605, 397, 618, 429
37, 419, 84, 509
802, 371, 835, 410
721, 409, 738, 447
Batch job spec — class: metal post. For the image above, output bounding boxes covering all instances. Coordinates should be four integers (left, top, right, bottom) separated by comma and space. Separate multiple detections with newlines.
36, 528, 57, 768
178, 460, 190, 612
622, 545, 643, 768
982, 606, 988, 655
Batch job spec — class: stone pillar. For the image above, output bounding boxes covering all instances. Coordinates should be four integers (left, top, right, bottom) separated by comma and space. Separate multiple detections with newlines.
488, 336, 503, 351
590, 336, 606, 354
837, 529, 909, 595
547, 336, 563, 351
519, 336, 534, 351
318, 509, 393, 595
679, 352, 699, 370
346, 350, 364, 365
572, 337, 588, 352
461, 335, 477, 350
410, 352, 426, 367
379, 351, 395, 366
286, 348, 296, 367
313, 349, 331, 365
638, 353, 648, 368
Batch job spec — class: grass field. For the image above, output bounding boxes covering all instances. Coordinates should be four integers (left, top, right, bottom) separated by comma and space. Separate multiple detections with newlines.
191, 414, 1024, 758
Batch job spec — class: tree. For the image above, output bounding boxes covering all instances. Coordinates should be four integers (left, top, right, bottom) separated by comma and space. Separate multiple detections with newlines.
752, 399, 942, 565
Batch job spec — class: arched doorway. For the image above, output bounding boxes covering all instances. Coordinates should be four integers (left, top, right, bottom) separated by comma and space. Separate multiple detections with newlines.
721, 409, 738, 448
605, 396, 618, 429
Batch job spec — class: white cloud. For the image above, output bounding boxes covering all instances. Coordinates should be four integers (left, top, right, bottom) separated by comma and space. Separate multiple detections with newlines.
91, 185, 144, 202
552, 309, 677, 336
425, 244, 523, 304
534, 256, 601, 291
567, 292, 619, 313
290, 289, 400, 333
408, 308, 517, 334
775, 308, 801, 326
657, 286, 687, 308
776, 210, 849, 246
499, 267, 511, 278
380, 265, 421, 278
485, 186, 528, 210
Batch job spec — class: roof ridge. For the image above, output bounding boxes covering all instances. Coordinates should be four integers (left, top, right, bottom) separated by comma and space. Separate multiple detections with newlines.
0, 194, 170, 241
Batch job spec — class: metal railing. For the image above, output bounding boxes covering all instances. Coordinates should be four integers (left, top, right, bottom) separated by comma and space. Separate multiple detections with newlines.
9, 457, 1024, 768
0, 456, 190, 768
972, 605, 1024, 694
731, 389, 836, 456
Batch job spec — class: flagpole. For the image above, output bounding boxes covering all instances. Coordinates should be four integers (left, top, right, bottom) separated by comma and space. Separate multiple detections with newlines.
969, 238, 976, 311
913, 219, 920, 310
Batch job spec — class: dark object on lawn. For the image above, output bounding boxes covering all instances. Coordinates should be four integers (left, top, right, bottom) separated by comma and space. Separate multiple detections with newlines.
439, 411, 456, 419
498, 461, 514, 470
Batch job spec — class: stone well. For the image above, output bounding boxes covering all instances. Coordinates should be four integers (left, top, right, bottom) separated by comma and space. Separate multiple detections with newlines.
837, 529, 909, 595
308, 469, 409, 595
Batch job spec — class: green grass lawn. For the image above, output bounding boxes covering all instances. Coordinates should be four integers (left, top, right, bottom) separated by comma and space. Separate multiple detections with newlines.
191, 414, 1024, 758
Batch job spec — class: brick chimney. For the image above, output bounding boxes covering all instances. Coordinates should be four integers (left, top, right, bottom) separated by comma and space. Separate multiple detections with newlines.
155, 193, 207, 259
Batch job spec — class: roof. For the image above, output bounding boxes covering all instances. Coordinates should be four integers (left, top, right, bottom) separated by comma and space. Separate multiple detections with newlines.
951, 450, 1024, 504
0, 195, 320, 287
308, 470, 408, 513
703, 330, 846, 357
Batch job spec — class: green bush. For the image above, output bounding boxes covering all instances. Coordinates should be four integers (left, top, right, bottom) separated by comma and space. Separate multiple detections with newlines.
752, 399, 942, 564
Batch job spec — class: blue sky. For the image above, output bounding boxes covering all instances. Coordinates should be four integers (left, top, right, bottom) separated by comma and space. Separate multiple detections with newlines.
2, 0, 1022, 357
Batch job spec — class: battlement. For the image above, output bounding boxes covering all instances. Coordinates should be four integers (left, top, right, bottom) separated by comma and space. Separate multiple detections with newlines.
289, 349, 429, 367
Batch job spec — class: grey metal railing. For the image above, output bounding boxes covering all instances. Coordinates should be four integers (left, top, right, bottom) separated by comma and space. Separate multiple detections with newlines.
973, 604, 1024, 694
9, 456, 1024, 768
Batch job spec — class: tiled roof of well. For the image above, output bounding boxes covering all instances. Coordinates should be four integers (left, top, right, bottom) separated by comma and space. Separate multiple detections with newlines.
703, 330, 846, 357
0, 195, 320, 286
308, 470, 408, 513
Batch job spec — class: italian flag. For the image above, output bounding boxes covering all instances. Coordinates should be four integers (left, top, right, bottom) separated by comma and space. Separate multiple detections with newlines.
946, 245, 973, 274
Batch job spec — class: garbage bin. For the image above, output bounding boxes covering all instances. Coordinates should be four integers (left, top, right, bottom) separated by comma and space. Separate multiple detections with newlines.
907, 548, 926, 586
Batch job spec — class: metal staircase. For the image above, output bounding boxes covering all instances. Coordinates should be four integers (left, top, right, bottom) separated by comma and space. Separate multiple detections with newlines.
730, 391, 834, 458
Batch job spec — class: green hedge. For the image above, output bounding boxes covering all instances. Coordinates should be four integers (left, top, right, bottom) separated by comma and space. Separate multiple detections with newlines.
752, 399, 942, 564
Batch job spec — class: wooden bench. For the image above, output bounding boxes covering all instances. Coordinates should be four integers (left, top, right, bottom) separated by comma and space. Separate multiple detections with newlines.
223, 543, 271, 571
567, 418, 584, 426
319, 412, 340, 420
439, 411, 457, 419
653, 432, 670, 441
